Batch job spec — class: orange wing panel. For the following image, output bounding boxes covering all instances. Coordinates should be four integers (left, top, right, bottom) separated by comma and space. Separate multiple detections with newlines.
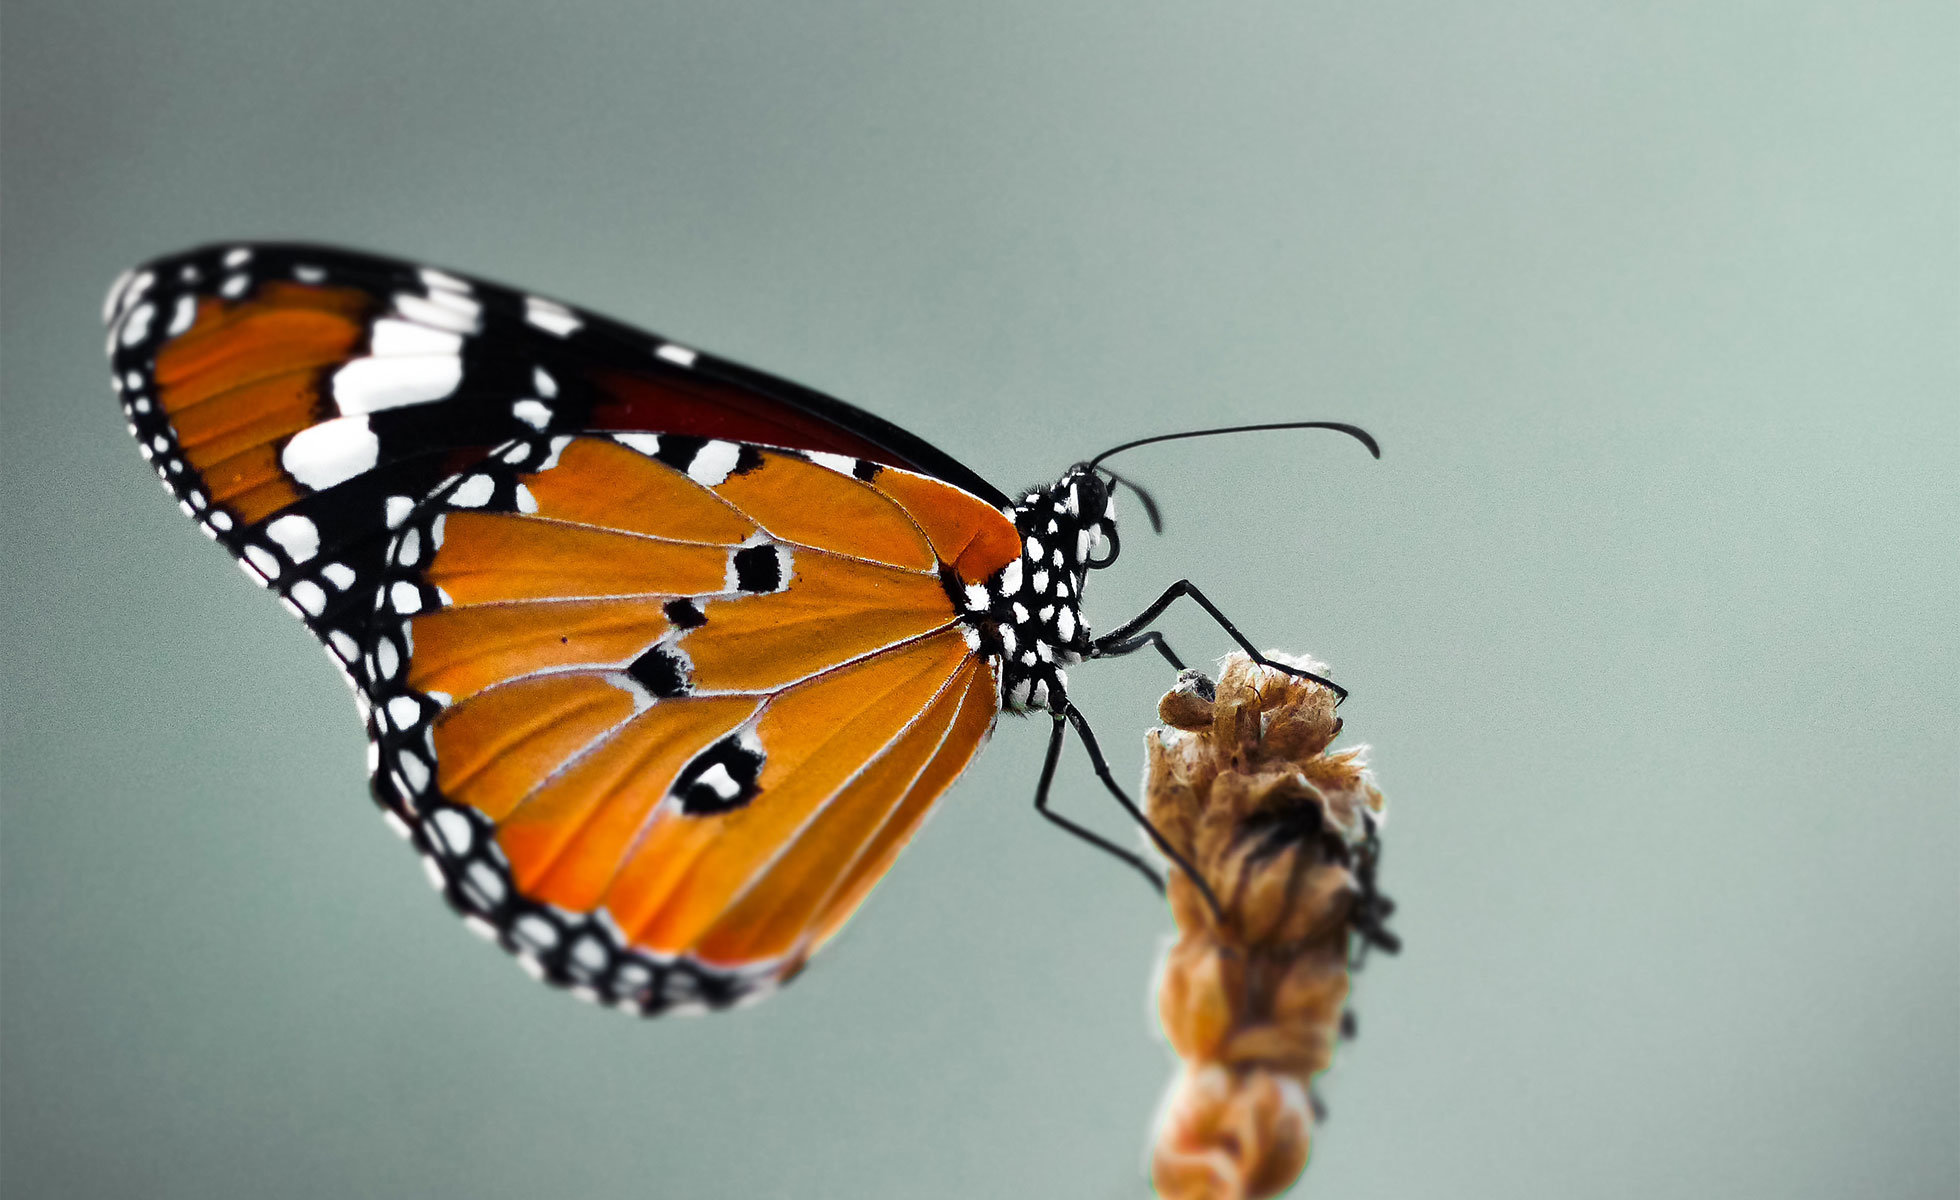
431, 673, 639, 821
428, 512, 732, 605
605, 627, 971, 952
153, 284, 368, 402
809, 658, 999, 953
407, 596, 674, 701
712, 454, 936, 571
867, 468, 1021, 584
693, 656, 982, 965
683, 553, 956, 692
497, 695, 761, 912
168, 371, 325, 465
195, 442, 303, 524
522, 438, 756, 545
146, 283, 372, 526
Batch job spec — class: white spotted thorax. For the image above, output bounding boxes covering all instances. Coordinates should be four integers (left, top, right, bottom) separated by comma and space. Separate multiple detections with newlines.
962, 464, 1117, 714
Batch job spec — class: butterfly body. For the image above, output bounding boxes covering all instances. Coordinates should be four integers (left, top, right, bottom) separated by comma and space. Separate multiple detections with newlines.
106, 242, 1146, 1014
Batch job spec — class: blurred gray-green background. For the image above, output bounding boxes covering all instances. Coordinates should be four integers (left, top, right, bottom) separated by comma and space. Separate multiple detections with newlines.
4, 4, 1954, 1197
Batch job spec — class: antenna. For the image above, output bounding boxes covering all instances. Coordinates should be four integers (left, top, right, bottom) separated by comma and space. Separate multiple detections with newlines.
1088, 421, 1381, 472
1097, 468, 1163, 533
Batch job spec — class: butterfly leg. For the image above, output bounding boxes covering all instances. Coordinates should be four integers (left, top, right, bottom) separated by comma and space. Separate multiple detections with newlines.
1033, 714, 1166, 893
1062, 705, 1224, 925
1094, 629, 1187, 672
1090, 579, 1348, 703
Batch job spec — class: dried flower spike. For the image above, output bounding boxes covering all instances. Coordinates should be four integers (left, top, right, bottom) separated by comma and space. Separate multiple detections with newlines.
1148, 654, 1396, 1200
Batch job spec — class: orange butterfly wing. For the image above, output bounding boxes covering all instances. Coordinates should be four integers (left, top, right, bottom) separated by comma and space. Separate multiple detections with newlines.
108, 243, 1031, 1015
366, 434, 1017, 1011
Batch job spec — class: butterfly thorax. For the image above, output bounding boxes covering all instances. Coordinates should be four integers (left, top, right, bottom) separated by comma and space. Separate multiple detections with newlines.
955, 466, 1116, 714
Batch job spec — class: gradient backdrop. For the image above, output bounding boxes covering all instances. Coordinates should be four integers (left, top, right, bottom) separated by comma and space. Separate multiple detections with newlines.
4, 4, 1955, 1197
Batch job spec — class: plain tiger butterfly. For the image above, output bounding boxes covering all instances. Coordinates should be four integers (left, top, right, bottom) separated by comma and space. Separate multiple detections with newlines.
105, 243, 1378, 1015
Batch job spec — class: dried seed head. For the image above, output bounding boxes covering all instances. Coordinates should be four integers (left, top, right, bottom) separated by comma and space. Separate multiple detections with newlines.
1153, 1065, 1311, 1200
1147, 653, 1395, 1200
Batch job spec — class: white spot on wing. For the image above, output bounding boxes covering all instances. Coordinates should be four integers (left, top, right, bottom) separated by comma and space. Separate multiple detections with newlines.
397, 751, 431, 793
166, 293, 197, 336
514, 915, 558, 951
332, 355, 463, 414
572, 937, 607, 970
697, 763, 741, 800
450, 475, 494, 508
223, 247, 253, 268
386, 695, 421, 730
615, 433, 661, 457
264, 514, 320, 562
466, 861, 506, 904
369, 317, 464, 357
430, 808, 473, 854
512, 399, 551, 430
655, 343, 697, 367
282, 416, 379, 490
289, 579, 327, 616
807, 451, 856, 476
294, 264, 327, 283
375, 636, 401, 679
242, 544, 281, 580
118, 301, 155, 346
524, 295, 582, 337
686, 440, 741, 486
393, 291, 479, 334
418, 267, 470, 293
102, 268, 135, 323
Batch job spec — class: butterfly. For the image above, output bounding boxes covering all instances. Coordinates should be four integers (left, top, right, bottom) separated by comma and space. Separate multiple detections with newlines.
105, 243, 1378, 1015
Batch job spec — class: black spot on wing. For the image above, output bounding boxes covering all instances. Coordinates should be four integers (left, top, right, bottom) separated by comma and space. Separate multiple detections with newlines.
672, 736, 765, 815
663, 598, 707, 630
627, 643, 691, 698
732, 544, 782, 594
653, 434, 706, 474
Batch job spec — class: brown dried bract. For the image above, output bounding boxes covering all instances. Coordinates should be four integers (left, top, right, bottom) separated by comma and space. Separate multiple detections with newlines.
1148, 653, 1393, 1200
